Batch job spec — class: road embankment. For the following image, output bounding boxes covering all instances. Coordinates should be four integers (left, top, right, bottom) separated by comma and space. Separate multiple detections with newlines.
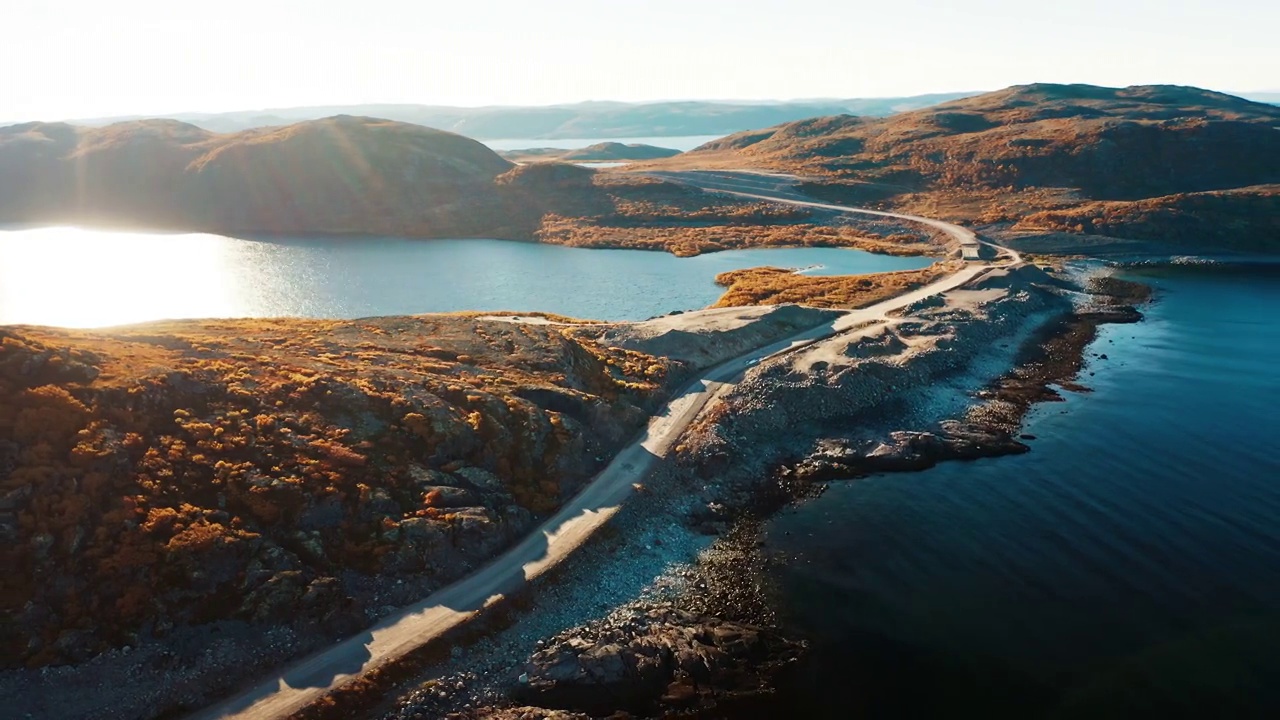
386, 263, 1147, 719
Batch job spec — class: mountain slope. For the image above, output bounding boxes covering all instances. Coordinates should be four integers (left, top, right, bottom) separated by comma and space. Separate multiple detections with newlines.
689, 84, 1280, 197
0, 115, 920, 257
663, 84, 1280, 251
0, 116, 533, 237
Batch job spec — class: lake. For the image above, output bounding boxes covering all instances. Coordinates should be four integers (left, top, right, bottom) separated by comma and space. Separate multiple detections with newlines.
479, 135, 724, 153
764, 263, 1280, 717
0, 227, 930, 328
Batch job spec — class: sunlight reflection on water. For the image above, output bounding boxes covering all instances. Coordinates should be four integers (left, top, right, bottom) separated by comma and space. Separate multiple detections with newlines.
0, 227, 255, 327
0, 226, 932, 328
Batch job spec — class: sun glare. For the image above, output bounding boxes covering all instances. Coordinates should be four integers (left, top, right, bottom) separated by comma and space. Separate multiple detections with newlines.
0, 227, 244, 328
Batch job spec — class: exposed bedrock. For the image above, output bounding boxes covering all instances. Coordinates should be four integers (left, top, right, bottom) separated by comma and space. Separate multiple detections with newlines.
678, 264, 1074, 491
509, 604, 802, 717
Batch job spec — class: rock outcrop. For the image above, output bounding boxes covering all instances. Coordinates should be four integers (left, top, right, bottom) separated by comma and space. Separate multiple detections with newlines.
736, 270, 1150, 488
0, 315, 673, 670
510, 605, 802, 716
594, 304, 842, 371
678, 264, 1073, 498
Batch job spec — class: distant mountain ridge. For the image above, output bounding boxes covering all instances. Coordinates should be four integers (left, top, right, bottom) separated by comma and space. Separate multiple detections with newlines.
25, 94, 980, 139
4, 91, 1273, 141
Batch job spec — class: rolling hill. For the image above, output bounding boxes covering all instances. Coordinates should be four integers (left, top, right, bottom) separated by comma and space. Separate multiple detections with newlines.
0, 115, 910, 257
0, 116, 555, 237
662, 84, 1280, 252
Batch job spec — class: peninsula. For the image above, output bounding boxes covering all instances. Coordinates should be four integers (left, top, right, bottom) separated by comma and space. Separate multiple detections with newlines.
1, 83, 1270, 719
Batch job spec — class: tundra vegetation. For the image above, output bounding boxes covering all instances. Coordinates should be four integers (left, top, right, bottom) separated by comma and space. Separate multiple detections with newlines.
0, 117, 939, 257
0, 316, 675, 668
711, 262, 961, 309
647, 84, 1280, 253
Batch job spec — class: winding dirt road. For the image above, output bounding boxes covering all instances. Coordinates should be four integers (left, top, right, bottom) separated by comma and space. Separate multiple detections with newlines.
647, 169, 1019, 263
188, 171, 1009, 720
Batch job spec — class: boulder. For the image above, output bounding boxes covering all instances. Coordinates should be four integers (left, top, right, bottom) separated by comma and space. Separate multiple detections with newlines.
420, 485, 479, 509
454, 466, 505, 493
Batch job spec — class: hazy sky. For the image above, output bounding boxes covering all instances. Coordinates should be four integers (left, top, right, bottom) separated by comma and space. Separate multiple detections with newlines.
4, 0, 1277, 120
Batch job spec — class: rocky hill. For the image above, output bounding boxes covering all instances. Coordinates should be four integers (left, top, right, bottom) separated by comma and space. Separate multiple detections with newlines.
0, 315, 675, 672
1012, 184, 1280, 254
0, 115, 931, 256
0, 116, 564, 237
664, 84, 1280, 252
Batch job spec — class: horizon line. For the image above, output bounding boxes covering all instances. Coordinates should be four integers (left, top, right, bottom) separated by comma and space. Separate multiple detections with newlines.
5, 84, 1278, 127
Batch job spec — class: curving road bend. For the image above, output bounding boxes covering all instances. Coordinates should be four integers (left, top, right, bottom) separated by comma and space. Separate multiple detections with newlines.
646, 169, 1020, 264
188, 171, 1011, 720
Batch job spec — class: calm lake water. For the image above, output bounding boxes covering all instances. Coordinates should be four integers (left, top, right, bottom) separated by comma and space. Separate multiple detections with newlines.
480, 135, 723, 153
766, 264, 1280, 717
0, 227, 930, 328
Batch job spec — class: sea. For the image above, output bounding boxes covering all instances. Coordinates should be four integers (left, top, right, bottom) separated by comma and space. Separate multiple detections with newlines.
764, 263, 1280, 717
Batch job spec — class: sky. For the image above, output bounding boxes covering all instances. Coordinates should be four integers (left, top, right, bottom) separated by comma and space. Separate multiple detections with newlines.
3, 0, 1277, 121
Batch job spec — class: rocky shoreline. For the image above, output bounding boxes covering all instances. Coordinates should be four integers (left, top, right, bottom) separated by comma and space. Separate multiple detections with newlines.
3, 264, 1150, 720
784, 273, 1149, 482
374, 265, 1152, 719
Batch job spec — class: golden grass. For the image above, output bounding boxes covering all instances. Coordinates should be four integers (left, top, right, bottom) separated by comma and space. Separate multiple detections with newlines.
537, 216, 937, 258
711, 262, 960, 309
442, 310, 601, 325
0, 315, 672, 668
637, 86, 1280, 247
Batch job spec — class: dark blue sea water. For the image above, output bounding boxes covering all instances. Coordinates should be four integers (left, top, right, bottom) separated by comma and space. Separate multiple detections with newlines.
765, 264, 1280, 717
